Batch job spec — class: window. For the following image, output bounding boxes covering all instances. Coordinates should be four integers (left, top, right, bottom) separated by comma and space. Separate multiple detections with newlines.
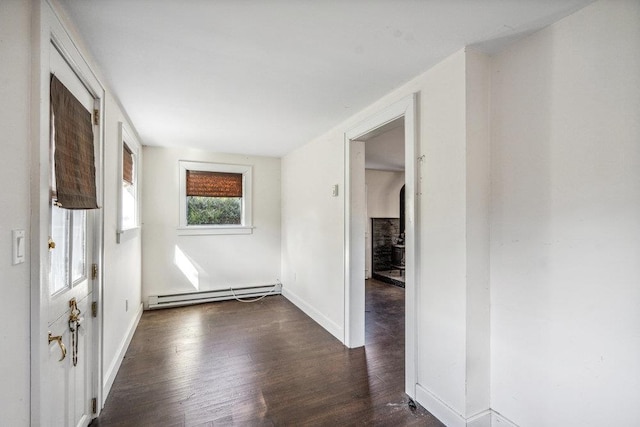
49, 73, 94, 294
122, 143, 136, 226
117, 122, 141, 242
179, 161, 252, 235
51, 207, 87, 294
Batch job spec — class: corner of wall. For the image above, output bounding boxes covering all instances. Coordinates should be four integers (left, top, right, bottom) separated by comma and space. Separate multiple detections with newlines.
467, 410, 492, 427
464, 47, 492, 417
281, 286, 344, 342
490, 410, 519, 427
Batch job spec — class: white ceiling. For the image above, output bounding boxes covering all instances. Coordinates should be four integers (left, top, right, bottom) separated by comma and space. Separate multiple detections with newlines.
58, 0, 594, 158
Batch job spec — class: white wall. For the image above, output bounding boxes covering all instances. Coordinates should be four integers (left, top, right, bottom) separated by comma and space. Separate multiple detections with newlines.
282, 48, 492, 424
142, 147, 281, 303
410, 51, 492, 424
464, 49, 491, 418
101, 93, 144, 398
366, 169, 404, 218
0, 0, 32, 424
365, 169, 404, 279
490, 1, 640, 425
281, 134, 346, 338
414, 52, 469, 417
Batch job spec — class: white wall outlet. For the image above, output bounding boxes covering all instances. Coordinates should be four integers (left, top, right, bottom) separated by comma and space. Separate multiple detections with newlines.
125, 299, 129, 312
12, 229, 25, 265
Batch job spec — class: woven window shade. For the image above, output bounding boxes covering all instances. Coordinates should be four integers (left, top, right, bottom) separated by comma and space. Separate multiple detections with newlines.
186, 170, 242, 197
123, 144, 134, 185
50, 74, 98, 209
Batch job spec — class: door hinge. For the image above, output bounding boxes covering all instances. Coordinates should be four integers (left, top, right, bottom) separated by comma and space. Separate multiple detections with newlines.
91, 301, 98, 318
93, 109, 100, 125
91, 263, 98, 280
91, 397, 97, 414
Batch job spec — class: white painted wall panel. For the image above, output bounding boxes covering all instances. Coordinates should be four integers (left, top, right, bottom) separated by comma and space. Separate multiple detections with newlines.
465, 49, 491, 417
281, 135, 346, 337
101, 93, 144, 398
490, 1, 640, 425
416, 51, 468, 415
0, 1, 32, 424
365, 169, 405, 278
366, 170, 404, 219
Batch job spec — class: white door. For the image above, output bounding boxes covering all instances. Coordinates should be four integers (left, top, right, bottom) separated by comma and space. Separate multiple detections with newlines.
44, 44, 97, 427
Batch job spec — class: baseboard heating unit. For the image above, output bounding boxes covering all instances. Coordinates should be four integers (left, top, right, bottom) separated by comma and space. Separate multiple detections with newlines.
148, 283, 282, 310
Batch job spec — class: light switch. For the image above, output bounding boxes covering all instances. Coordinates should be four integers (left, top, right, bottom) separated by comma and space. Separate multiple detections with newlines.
332, 184, 339, 197
12, 229, 25, 265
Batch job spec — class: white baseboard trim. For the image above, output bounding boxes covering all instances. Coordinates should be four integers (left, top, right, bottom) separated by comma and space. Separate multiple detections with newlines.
467, 410, 492, 427
102, 302, 143, 403
491, 411, 519, 427
281, 286, 344, 342
415, 384, 502, 427
416, 384, 467, 427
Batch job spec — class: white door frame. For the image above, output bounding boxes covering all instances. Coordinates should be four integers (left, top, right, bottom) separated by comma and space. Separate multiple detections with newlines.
30, 1, 105, 424
344, 93, 418, 397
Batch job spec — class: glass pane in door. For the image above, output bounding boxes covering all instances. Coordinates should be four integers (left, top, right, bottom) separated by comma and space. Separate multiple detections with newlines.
50, 204, 70, 294
71, 210, 86, 284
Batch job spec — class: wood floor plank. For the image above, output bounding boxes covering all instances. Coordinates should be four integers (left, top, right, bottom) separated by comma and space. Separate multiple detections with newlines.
91, 280, 442, 426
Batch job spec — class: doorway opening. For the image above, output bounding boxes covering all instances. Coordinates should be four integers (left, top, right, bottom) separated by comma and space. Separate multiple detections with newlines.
344, 94, 418, 398
363, 118, 405, 286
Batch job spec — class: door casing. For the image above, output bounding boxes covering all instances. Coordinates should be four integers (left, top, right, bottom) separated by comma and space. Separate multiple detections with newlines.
344, 93, 419, 397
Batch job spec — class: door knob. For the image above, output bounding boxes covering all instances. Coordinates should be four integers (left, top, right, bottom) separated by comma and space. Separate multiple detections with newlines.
48, 332, 67, 362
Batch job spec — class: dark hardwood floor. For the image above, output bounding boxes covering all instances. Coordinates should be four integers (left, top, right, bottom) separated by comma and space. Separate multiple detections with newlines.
92, 279, 442, 426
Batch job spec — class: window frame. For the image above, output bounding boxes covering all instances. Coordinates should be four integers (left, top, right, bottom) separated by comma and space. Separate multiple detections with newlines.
178, 161, 253, 235
117, 122, 141, 242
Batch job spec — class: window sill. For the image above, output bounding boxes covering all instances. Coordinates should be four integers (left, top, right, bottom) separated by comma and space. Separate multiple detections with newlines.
116, 226, 140, 243
177, 226, 254, 236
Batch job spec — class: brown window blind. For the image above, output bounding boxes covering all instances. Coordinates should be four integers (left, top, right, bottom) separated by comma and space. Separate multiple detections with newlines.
186, 170, 242, 198
123, 144, 134, 185
50, 74, 98, 209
